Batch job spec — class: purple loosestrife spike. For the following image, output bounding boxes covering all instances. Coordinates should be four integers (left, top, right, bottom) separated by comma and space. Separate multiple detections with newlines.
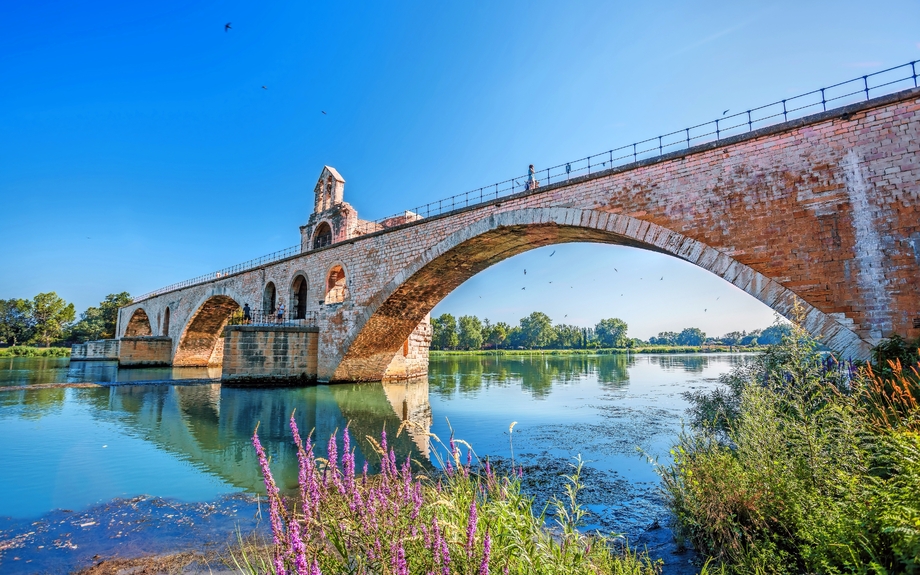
467, 448, 472, 467
290, 414, 303, 450
274, 556, 287, 575
396, 543, 408, 575
289, 517, 309, 575
479, 531, 491, 575
441, 537, 450, 575
362, 461, 369, 485
252, 430, 285, 556
310, 559, 321, 575
466, 499, 478, 557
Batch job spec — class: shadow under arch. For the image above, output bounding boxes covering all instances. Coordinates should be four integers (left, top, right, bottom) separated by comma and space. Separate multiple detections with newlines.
174, 294, 241, 367
332, 207, 873, 382
124, 308, 153, 337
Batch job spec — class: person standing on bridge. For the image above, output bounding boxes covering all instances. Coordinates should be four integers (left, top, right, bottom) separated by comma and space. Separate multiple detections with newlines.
277, 301, 285, 324
526, 164, 539, 191
243, 303, 251, 324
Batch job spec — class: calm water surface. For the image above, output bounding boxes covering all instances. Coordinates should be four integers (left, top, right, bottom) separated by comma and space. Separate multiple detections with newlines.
0, 353, 750, 573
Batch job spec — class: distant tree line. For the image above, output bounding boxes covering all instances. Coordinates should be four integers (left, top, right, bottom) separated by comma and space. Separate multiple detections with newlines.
0, 292, 131, 347
431, 312, 791, 351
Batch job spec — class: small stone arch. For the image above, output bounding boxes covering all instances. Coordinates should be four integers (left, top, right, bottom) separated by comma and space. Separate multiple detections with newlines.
173, 295, 241, 367
124, 308, 153, 337
162, 307, 171, 337
262, 282, 277, 315
313, 221, 333, 249
325, 264, 348, 304
290, 273, 309, 319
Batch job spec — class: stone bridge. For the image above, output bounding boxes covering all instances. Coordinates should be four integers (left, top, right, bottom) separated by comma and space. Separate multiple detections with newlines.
111, 87, 920, 383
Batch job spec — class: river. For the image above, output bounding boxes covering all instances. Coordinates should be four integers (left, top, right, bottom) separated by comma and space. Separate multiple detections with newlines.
0, 353, 751, 573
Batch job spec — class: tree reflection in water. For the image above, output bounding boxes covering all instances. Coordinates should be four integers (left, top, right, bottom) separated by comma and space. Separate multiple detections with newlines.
430, 353, 635, 398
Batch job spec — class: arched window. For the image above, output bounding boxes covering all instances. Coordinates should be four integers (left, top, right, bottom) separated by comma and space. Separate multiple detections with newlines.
163, 307, 170, 337
313, 222, 333, 249
291, 275, 308, 319
262, 282, 277, 315
325, 265, 347, 304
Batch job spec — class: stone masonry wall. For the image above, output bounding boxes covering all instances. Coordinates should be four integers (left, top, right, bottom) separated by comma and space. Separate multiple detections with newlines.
71, 339, 119, 361
221, 326, 318, 384
118, 88, 920, 382
119, 337, 173, 366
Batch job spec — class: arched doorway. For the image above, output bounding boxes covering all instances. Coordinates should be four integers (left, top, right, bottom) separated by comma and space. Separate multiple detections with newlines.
313, 222, 333, 249
325, 266, 347, 304
262, 282, 277, 316
162, 307, 170, 337
291, 275, 308, 319
124, 308, 153, 337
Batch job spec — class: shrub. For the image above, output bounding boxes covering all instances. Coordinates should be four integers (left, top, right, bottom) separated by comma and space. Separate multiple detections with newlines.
231, 417, 661, 575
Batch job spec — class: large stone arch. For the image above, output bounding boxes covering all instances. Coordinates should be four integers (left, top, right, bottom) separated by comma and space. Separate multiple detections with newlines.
174, 291, 243, 367
331, 207, 872, 382
124, 308, 153, 337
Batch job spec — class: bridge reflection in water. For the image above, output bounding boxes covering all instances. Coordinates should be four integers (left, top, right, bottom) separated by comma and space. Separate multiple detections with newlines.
2, 380, 432, 495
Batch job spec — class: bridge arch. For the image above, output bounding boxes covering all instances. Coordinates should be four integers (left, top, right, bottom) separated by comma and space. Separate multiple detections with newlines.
325, 263, 349, 305
331, 207, 872, 382
162, 307, 170, 337
173, 290, 243, 367
124, 308, 153, 337
262, 282, 277, 315
313, 221, 333, 249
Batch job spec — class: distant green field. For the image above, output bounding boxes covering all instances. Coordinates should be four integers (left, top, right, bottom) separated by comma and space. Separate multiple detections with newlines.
0, 346, 71, 357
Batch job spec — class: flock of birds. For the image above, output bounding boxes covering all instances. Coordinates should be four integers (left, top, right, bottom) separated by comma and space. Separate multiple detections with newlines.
225, 22, 326, 115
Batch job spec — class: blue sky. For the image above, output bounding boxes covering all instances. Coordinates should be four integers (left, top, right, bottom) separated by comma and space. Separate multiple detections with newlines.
2, 1, 918, 340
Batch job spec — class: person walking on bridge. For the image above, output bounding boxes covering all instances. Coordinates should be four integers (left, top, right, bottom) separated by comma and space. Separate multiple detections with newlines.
526, 164, 539, 191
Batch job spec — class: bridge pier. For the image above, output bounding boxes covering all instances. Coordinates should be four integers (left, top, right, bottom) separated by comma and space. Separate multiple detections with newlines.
220, 325, 319, 385
119, 336, 172, 366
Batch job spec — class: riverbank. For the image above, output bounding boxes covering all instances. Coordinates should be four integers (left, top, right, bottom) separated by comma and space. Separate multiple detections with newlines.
431, 345, 765, 356
0, 346, 70, 357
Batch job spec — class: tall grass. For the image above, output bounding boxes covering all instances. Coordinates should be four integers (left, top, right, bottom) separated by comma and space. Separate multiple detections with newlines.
661, 314, 920, 574
231, 417, 662, 575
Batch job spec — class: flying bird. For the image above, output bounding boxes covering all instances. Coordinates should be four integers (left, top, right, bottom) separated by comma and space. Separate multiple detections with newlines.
225, 22, 232, 32
521, 287, 526, 290
549, 250, 555, 257
564, 314, 568, 318
704, 309, 707, 312
614, 268, 618, 272
322, 111, 327, 115
722, 109, 729, 115
660, 277, 663, 280
524, 269, 526, 275
261, 85, 268, 90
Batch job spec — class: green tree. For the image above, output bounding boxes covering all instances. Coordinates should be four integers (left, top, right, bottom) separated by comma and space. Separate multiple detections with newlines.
432, 313, 459, 350
99, 292, 132, 339
741, 329, 762, 346
758, 324, 791, 345
553, 324, 583, 349
0, 298, 34, 346
457, 315, 484, 350
676, 327, 706, 346
69, 305, 105, 343
651, 331, 679, 345
720, 331, 744, 346
519, 312, 555, 349
595, 318, 629, 348
484, 321, 510, 349
29, 292, 76, 347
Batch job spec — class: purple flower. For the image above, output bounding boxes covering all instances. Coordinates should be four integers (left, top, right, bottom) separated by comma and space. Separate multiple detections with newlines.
466, 499, 478, 557
310, 559, 321, 575
479, 531, 491, 575
289, 517, 309, 575
252, 429, 285, 567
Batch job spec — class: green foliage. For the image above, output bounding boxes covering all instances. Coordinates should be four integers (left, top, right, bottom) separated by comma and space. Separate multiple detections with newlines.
0, 346, 70, 357
676, 327, 706, 346
663, 311, 920, 574
519, 311, 555, 349
457, 315, 484, 350
432, 313, 459, 350
0, 298, 34, 346
595, 318, 628, 348
30, 292, 76, 347
553, 324, 585, 349
484, 321, 510, 349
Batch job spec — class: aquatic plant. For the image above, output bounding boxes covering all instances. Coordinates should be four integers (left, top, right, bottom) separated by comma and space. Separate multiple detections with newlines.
232, 417, 661, 575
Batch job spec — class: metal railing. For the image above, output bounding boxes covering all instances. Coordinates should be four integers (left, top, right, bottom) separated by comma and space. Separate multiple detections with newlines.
226, 310, 318, 327
133, 60, 918, 304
